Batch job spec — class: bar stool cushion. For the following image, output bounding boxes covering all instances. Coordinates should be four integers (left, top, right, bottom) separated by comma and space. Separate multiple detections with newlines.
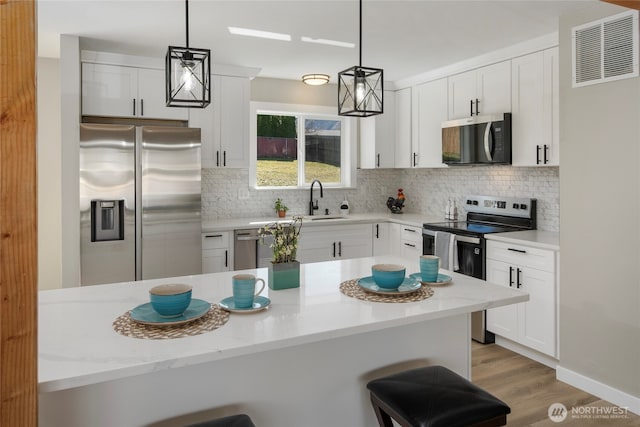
367, 365, 510, 427
185, 414, 255, 427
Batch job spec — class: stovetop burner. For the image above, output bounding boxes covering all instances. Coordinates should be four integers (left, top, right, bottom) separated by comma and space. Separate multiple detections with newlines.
424, 221, 527, 236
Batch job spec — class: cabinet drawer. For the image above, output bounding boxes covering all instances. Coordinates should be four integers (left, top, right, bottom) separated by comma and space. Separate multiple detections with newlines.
400, 225, 422, 243
202, 232, 230, 250
486, 240, 555, 272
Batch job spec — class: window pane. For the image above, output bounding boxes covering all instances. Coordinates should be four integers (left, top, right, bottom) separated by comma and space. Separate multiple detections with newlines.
304, 119, 341, 184
256, 114, 298, 187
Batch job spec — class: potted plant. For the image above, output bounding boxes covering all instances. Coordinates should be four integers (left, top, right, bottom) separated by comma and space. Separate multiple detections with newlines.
259, 216, 303, 290
274, 198, 288, 218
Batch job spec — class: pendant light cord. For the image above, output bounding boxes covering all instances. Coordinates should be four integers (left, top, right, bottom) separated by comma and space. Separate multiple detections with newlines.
358, 0, 362, 67
185, 0, 190, 48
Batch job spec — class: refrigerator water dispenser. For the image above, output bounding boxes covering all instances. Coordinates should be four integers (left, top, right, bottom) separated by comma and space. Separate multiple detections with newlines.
91, 200, 125, 242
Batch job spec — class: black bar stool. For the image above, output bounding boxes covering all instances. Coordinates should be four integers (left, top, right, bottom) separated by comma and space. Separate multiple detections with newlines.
185, 414, 255, 427
366, 365, 510, 427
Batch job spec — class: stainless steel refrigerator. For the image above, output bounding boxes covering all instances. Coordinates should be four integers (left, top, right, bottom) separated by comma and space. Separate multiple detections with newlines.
80, 122, 201, 285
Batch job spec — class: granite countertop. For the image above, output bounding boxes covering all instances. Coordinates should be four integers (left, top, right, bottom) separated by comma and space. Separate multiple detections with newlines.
486, 230, 560, 251
202, 212, 443, 233
38, 255, 528, 393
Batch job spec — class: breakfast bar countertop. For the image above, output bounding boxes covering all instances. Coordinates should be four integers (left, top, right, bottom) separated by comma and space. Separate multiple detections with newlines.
38, 255, 527, 394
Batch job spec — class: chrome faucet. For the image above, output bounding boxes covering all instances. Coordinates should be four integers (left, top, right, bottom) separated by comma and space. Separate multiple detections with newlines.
309, 179, 323, 215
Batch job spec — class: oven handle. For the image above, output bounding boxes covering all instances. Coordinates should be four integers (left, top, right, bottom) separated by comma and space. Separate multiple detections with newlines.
422, 229, 481, 245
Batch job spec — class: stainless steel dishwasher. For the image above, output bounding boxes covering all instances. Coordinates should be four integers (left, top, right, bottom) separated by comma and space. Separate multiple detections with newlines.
234, 229, 259, 270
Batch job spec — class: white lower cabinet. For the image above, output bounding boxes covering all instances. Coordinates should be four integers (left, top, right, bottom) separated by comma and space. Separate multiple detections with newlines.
486, 240, 557, 357
372, 222, 401, 256
202, 232, 231, 273
298, 224, 373, 264
399, 224, 422, 260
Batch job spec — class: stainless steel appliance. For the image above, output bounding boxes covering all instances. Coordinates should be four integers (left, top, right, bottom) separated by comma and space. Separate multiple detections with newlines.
442, 113, 512, 165
234, 229, 260, 270
423, 195, 536, 343
80, 122, 202, 285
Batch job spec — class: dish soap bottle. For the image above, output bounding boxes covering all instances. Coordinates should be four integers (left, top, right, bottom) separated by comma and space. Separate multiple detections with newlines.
445, 199, 451, 220
340, 196, 350, 215
452, 200, 458, 220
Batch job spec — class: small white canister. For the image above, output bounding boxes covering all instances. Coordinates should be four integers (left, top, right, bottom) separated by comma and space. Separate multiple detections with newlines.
340, 198, 350, 215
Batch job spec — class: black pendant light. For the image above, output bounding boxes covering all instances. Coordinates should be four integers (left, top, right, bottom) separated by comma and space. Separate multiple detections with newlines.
338, 0, 383, 117
166, 0, 211, 108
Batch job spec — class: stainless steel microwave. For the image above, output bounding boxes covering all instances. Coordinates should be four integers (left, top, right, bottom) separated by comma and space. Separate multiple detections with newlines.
442, 113, 512, 165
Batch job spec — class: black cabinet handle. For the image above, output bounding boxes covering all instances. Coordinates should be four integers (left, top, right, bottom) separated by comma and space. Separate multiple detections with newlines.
216, 151, 220, 167
508, 248, 527, 254
475, 98, 480, 115
205, 234, 223, 238
470, 99, 474, 117
413, 152, 417, 167
225, 250, 228, 268
536, 145, 541, 164
141, 99, 144, 116
509, 266, 514, 287
333, 242, 336, 258
132, 98, 136, 116
404, 228, 416, 233
544, 145, 549, 164
376, 153, 380, 168
516, 268, 522, 288
223, 151, 227, 167
404, 243, 416, 248
375, 224, 379, 239
338, 241, 342, 257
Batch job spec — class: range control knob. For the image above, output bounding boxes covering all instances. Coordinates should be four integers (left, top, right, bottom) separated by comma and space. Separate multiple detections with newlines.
513, 203, 519, 209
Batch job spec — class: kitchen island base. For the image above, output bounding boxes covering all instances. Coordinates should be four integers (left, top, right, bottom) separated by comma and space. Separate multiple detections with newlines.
40, 314, 470, 427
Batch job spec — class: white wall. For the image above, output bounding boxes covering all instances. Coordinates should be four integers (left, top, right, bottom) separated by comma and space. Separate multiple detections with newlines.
37, 58, 62, 290
558, 2, 640, 409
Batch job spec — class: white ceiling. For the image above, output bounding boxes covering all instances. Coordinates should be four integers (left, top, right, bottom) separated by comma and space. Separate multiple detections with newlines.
38, 0, 595, 83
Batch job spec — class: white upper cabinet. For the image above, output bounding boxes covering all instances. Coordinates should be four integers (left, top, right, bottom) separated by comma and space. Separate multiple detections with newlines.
82, 63, 188, 120
190, 75, 250, 168
360, 90, 396, 169
448, 61, 511, 119
411, 78, 448, 168
394, 88, 412, 168
511, 48, 559, 166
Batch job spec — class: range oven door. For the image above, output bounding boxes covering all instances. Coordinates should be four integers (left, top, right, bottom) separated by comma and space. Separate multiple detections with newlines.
422, 230, 484, 279
422, 229, 494, 344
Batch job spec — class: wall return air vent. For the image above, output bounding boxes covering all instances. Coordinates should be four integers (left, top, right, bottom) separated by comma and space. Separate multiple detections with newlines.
572, 10, 639, 88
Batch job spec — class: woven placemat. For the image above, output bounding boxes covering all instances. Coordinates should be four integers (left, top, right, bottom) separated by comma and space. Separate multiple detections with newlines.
340, 279, 434, 303
113, 304, 230, 340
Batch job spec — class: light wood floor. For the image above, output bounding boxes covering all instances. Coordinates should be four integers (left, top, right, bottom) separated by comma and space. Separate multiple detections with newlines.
471, 342, 640, 426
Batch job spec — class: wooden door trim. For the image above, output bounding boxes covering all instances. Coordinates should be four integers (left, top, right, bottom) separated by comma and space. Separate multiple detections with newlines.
601, 0, 640, 11
0, 0, 38, 425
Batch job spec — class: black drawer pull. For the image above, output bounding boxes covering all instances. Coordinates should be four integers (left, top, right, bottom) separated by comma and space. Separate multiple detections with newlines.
404, 228, 416, 233
404, 243, 416, 248
205, 234, 223, 238
507, 248, 527, 254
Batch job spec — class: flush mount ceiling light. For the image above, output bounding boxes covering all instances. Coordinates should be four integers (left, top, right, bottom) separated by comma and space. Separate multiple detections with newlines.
166, 0, 211, 108
302, 74, 330, 86
338, 0, 383, 117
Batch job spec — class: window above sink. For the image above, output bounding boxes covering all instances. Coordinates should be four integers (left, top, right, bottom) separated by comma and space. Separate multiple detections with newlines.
249, 102, 357, 190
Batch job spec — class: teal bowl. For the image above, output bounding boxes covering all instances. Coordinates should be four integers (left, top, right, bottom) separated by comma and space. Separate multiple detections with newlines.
371, 264, 406, 289
149, 284, 192, 318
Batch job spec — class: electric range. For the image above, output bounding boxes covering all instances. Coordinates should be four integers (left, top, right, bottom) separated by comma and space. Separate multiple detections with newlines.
422, 195, 537, 343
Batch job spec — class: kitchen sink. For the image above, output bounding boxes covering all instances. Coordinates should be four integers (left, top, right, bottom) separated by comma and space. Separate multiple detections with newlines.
308, 216, 346, 221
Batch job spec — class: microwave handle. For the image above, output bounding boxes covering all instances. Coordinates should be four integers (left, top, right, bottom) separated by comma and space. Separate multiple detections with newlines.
483, 121, 493, 161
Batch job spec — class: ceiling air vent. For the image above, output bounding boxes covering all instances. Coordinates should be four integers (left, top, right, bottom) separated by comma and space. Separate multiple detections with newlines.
572, 10, 639, 88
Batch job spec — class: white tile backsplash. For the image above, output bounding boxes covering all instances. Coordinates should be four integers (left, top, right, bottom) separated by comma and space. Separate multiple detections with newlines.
202, 166, 559, 231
